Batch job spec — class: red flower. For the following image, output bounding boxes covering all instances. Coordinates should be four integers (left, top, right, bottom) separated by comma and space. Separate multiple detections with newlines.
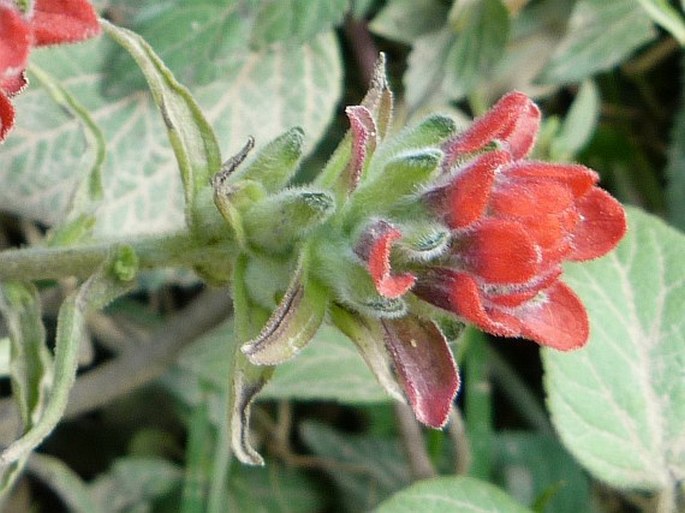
0, 0, 100, 142
355, 219, 416, 299
417, 91, 627, 350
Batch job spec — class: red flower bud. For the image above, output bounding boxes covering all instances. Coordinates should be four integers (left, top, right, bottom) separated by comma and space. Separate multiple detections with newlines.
444, 91, 540, 167
356, 220, 416, 299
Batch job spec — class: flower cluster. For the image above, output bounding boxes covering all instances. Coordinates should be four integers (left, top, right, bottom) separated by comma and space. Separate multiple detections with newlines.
212, 59, 627, 464
413, 92, 627, 350
0, 0, 100, 142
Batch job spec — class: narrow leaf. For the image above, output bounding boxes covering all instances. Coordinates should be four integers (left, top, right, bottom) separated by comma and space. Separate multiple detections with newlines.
101, 20, 222, 234
542, 207, 685, 490
301, 421, 411, 512
27, 454, 104, 513
636, 0, 685, 45
0, 248, 136, 465
0, 282, 52, 496
242, 258, 328, 365
229, 254, 275, 465
538, 0, 657, 85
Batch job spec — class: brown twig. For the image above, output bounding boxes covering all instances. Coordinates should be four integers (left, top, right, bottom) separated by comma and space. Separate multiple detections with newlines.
394, 402, 436, 481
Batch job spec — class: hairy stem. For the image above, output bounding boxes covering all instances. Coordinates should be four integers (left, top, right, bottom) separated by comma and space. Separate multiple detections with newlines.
0, 230, 233, 282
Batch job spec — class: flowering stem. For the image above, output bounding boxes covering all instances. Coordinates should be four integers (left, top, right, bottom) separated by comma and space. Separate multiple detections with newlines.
0, 229, 235, 282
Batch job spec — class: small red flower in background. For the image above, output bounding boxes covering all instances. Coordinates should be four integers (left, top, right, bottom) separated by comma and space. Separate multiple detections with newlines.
414, 92, 627, 350
0, 0, 100, 142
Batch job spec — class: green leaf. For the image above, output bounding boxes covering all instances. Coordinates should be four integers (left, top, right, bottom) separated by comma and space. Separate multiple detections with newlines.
667, 61, 685, 231
538, 0, 657, 85
250, 0, 349, 48
102, 20, 222, 236
374, 475, 533, 513
28, 63, 106, 246
227, 461, 325, 513
549, 80, 600, 161
542, 207, 685, 490
168, 319, 391, 407
1, 29, 341, 238
89, 457, 182, 512
242, 188, 335, 255
492, 432, 592, 513
0, 253, 135, 466
301, 421, 411, 512
635, 0, 685, 45
0, 283, 53, 496
27, 454, 104, 513
403, 0, 510, 108
369, 0, 450, 45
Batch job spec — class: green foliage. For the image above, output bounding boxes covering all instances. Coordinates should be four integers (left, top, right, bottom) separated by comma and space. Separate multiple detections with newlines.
1, 0, 684, 511
542, 208, 685, 491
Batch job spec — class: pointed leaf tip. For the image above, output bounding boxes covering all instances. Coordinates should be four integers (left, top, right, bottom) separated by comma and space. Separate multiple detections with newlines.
382, 316, 459, 428
242, 265, 327, 366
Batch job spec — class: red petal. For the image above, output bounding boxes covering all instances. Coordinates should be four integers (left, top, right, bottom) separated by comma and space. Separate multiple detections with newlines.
491, 177, 575, 218
345, 105, 376, 191
0, 5, 31, 83
505, 100, 541, 159
488, 267, 563, 307
455, 219, 539, 284
569, 187, 627, 261
515, 281, 589, 350
357, 220, 416, 298
0, 91, 15, 142
445, 91, 535, 163
448, 272, 520, 336
506, 161, 598, 197
1, 70, 28, 96
445, 151, 509, 229
381, 316, 459, 428
31, 0, 101, 46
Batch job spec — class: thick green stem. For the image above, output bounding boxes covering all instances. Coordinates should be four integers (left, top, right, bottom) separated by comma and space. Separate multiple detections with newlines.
0, 230, 234, 282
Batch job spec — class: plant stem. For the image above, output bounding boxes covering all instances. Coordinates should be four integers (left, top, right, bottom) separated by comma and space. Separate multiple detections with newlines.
394, 402, 437, 481
0, 230, 233, 282
463, 327, 493, 480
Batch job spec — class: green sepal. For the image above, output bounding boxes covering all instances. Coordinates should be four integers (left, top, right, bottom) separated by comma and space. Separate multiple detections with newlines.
228, 254, 275, 465
368, 114, 457, 179
242, 187, 335, 255
329, 304, 405, 403
242, 254, 328, 366
229, 128, 305, 194
343, 149, 442, 229
230, 351, 274, 466
393, 220, 451, 263
213, 179, 267, 249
